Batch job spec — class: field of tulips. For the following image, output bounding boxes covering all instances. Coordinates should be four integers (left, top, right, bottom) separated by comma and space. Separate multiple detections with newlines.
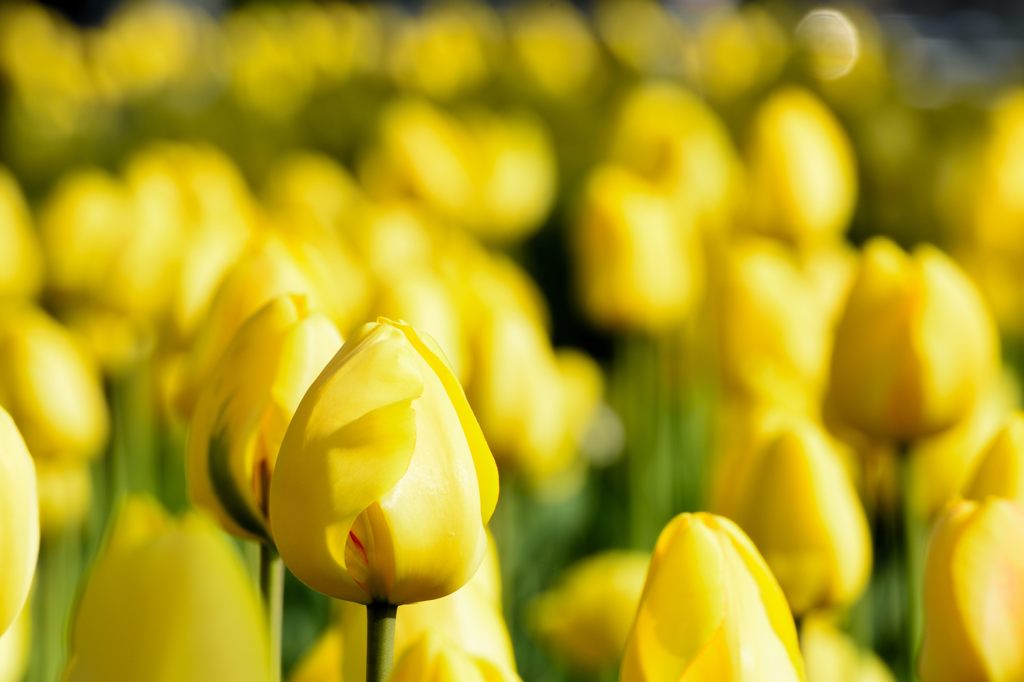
2, 1, 1024, 681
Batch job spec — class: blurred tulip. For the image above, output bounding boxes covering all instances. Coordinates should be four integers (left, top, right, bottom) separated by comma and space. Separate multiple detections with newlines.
594, 0, 692, 78
64, 497, 271, 681
745, 87, 856, 247
919, 497, 1024, 682
270, 318, 499, 605
0, 597, 30, 682
290, 628, 343, 682
339, 535, 516, 681
35, 459, 91, 536
530, 551, 648, 673
964, 412, 1024, 502
389, 632, 516, 682
621, 513, 805, 681
507, 2, 601, 100
0, 304, 108, 462
572, 165, 703, 333
717, 238, 833, 414
188, 295, 341, 542
828, 238, 998, 442
695, 6, 787, 102
0, 408, 38, 636
0, 168, 43, 300
802, 617, 894, 682
263, 152, 362, 236
609, 82, 742, 232
729, 418, 872, 615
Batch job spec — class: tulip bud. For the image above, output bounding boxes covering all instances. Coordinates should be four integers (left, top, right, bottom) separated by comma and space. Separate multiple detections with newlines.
745, 87, 856, 246
507, 2, 600, 100
802, 617, 894, 682
270, 318, 499, 605
621, 513, 805, 681
0, 408, 38, 636
0, 304, 109, 462
290, 628, 343, 682
572, 165, 703, 333
390, 632, 518, 682
339, 533, 516, 680
35, 459, 92, 536
530, 551, 648, 673
964, 412, 1024, 502
828, 238, 999, 441
65, 497, 271, 681
729, 418, 872, 615
0, 168, 43, 300
919, 498, 1024, 681
188, 295, 342, 542
263, 152, 361, 236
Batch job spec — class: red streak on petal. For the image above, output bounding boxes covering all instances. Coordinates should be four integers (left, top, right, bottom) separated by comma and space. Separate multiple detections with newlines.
349, 530, 368, 565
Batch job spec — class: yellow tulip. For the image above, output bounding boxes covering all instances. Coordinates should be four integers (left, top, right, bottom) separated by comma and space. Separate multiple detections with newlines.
389, 632, 517, 682
530, 551, 648, 673
593, 0, 692, 78
572, 164, 703, 333
918, 497, 1024, 682
802, 617, 894, 682
188, 295, 342, 542
696, 7, 787, 102
0, 304, 109, 462
507, 1, 600, 100
0, 167, 43, 300
269, 318, 499, 605
729, 418, 872, 615
827, 238, 999, 441
263, 152, 361, 236
0, 408, 38, 636
339, 535, 516, 681
621, 513, 805, 681
35, 459, 91, 536
964, 412, 1024, 502
0, 596, 30, 682
745, 87, 857, 246
717, 238, 833, 414
65, 496, 271, 682
290, 628, 343, 682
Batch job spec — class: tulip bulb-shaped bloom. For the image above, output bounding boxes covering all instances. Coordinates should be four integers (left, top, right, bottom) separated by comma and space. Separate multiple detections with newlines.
964, 412, 1024, 502
828, 238, 999, 441
0, 168, 43, 300
35, 459, 92, 536
621, 513, 805, 681
0, 409, 38, 636
188, 295, 342, 541
530, 551, 648, 673
802, 617, 894, 682
390, 633, 517, 682
746, 87, 856, 245
919, 498, 1024, 681
269, 318, 499, 605
64, 497, 270, 681
730, 419, 872, 615
290, 628, 343, 682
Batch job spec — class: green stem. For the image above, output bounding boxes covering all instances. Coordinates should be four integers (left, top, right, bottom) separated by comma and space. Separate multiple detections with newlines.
259, 544, 284, 682
365, 602, 398, 682
899, 451, 922, 682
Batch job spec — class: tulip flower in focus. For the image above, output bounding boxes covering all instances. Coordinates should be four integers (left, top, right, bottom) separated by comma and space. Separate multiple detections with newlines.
745, 87, 857, 247
620, 513, 805, 681
0, 168, 43, 300
187, 295, 342, 541
0, 408, 38, 636
729, 418, 872, 615
802, 617, 894, 682
572, 164, 703, 333
918, 497, 1024, 682
270, 318, 499, 606
530, 551, 648, 673
339, 535, 517, 681
964, 412, 1024, 502
64, 496, 271, 681
828, 238, 999, 442
0, 304, 109, 463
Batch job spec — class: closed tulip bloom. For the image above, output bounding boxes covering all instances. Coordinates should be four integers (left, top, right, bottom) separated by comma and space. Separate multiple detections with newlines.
730, 419, 872, 615
572, 165, 703, 333
0, 409, 38, 636
270, 318, 499, 605
290, 628, 343, 682
964, 412, 1024, 502
0, 168, 43, 300
65, 497, 271, 682
621, 513, 805, 681
35, 459, 92, 535
188, 295, 342, 542
339, 535, 516, 681
0, 304, 109, 462
919, 498, 1024, 682
746, 87, 856, 245
390, 633, 517, 682
530, 551, 648, 673
802, 617, 894, 682
828, 238, 999, 441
